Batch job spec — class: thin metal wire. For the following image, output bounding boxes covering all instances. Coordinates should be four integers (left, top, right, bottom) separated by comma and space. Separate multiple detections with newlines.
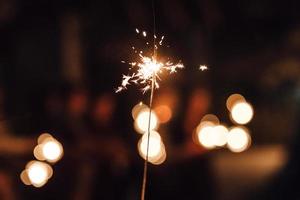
141, 1, 157, 199
140, 75, 155, 200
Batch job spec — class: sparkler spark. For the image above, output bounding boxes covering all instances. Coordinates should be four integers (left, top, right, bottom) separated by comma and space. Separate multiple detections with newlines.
199, 65, 208, 71
116, 29, 184, 93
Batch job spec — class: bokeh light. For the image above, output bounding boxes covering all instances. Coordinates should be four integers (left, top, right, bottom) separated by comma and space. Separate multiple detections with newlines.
151, 146, 167, 165
37, 133, 53, 144
25, 161, 53, 187
154, 105, 172, 123
134, 109, 159, 134
230, 101, 254, 125
132, 102, 148, 120
42, 139, 63, 163
197, 126, 216, 149
226, 93, 246, 111
201, 114, 220, 125
138, 130, 166, 164
227, 127, 251, 153
213, 125, 229, 147
34, 134, 64, 163
20, 170, 31, 186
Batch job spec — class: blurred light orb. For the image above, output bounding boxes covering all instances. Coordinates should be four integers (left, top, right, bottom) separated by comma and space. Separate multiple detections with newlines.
154, 105, 172, 123
134, 109, 159, 134
227, 127, 251, 153
138, 131, 163, 159
212, 125, 229, 147
151, 146, 167, 165
197, 126, 216, 149
132, 102, 148, 120
226, 94, 246, 111
42, 139, 63, 163
33, 145, 45, 161
201, 114, 220, 125
26, 161, 53, 187
37, 133, 53, 144
231, 101, 254, 124
20, 170, 31, 186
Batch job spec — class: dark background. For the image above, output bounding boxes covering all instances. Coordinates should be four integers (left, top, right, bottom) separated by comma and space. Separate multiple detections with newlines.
0, 0, 300, 199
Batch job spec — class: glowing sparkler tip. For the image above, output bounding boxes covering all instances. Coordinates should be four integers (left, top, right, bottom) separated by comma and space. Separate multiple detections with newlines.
116, 29, 184, 94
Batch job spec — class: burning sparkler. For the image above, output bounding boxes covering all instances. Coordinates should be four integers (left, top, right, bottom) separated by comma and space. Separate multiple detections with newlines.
116, 28, 184, 200
116, 29, 184, 94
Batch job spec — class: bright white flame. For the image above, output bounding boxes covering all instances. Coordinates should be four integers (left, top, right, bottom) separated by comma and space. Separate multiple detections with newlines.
134, 109, 159, 134
138, 131, 163, 159
26, 161, 52, 187
231, 101, 254, 124
227, 127, 251, 153
42, 140, 63, 163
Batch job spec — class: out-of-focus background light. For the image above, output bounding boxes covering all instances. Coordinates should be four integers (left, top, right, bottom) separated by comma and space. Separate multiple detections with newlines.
201, 114, 220, 125
22, 161, 53, 188
213, 125, 229, 147
197, 125, 216, 149
230, 101, 254, 125
154, 105, 172, 124
227, 127, 251, 153
226, 94, 246, 111
134, 109, 159, 134
34, 134, 63, 163
132, 102, 148, 120
195, 123, 229, 149
138, 131, 166, 164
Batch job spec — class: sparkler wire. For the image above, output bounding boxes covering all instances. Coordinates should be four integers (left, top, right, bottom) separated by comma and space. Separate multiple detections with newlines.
140, 1, 157, 200
141, 75, 155, 200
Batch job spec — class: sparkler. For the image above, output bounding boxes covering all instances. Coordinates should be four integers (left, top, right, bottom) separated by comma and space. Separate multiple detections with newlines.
116, 28, 183, 200
116, 29, 184, 94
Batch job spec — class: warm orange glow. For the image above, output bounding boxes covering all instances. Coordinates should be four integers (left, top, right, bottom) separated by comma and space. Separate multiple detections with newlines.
132, 102, 148, 120
33, 145, 45, 161
25, 161, 53, 187
227, 127, 251, 153
20, 170, 31, 186
230, 101, 254, 124
201, 114, 220, 125
226, 94, 246, 111
37, 133, 53, 144
134, 109, 159, 134
154, 105, 172, 123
